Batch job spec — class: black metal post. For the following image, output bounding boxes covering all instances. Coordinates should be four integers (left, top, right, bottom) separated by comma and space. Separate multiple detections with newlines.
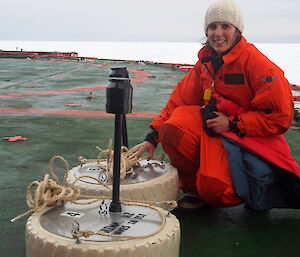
106, 67, 132, 213
122, 114, 128, 148
109, 114, 122, 212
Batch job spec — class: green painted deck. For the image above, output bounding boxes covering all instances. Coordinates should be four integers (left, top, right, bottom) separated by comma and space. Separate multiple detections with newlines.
0, 58, 299, 257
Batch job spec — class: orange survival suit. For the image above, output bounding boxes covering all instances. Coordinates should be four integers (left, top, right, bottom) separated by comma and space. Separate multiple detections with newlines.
148, 36, 299, 207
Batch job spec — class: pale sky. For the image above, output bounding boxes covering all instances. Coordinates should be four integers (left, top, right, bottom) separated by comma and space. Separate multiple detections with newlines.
1, 0, 299, 43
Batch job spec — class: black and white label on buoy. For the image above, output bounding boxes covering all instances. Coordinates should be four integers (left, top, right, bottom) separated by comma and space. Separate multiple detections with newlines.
40, 200, 163, 242
60, 211, 85, 218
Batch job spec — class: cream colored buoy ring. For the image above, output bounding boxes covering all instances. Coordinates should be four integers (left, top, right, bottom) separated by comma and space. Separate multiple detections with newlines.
66, 160, 179, 202
25, 200, 180, 257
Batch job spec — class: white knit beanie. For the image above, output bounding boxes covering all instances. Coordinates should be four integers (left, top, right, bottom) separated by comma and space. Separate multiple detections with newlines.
205, 0, 244, 33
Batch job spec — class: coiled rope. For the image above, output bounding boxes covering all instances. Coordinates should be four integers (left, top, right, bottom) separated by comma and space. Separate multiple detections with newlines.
80, 139, 165, 180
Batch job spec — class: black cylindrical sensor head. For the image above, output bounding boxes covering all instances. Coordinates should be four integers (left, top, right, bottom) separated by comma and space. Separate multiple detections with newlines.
109, 67, 129, 78
106, 67, 133, 115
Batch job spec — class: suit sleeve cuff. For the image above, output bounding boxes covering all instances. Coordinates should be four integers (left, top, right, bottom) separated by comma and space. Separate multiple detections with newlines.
144, 128, 158, 147
229, 116, 247, 137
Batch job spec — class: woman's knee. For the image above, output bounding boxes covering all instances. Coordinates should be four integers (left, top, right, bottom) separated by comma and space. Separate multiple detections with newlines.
159, 105, 202, 148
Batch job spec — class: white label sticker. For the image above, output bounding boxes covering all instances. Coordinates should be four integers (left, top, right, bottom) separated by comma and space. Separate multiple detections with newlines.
60, 211, 85, 218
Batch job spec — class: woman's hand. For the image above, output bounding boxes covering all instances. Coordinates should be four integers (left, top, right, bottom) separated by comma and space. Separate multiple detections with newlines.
206, 112, 230, 133
136, 141, 155, 160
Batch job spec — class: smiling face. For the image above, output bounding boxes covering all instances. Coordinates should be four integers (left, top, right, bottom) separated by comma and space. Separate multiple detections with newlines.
207, 22, 238, 54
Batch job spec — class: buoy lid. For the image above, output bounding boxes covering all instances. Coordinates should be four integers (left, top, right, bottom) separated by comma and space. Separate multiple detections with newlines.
40, 200, 163, 241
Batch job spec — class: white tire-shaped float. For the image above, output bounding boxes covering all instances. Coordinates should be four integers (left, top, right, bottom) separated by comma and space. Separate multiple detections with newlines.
65, 160, 179, 202
25, 200, 180, 257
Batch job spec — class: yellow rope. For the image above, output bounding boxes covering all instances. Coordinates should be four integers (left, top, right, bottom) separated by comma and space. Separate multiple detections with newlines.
71, 175, 111, 191
48, 155, 69, 186
94, 139, 164, 180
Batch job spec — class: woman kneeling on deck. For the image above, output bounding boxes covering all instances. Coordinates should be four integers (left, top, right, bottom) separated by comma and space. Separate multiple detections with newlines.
138, 0, 300, 211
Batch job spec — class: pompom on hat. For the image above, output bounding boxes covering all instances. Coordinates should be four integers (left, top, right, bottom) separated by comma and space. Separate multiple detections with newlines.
204, 0, 244, 33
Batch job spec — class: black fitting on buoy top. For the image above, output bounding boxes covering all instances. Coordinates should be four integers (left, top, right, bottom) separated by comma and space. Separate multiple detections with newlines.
106, 67, 132, 213
109, 66, 129, 78
106, 67, 132, 115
